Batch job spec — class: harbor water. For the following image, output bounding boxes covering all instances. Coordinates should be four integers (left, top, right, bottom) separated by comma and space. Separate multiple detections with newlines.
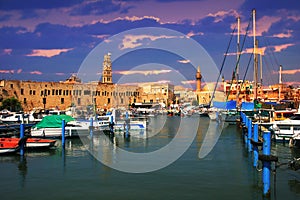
0, 116, 300, 200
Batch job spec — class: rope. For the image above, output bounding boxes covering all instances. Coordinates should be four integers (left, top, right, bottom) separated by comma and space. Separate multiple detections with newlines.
226, 15, 252, 101
209, 25, 236, 107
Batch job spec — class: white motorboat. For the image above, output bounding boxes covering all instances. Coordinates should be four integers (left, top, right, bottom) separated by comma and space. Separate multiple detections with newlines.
289, 132, 300, 148
30, 115, 102, 138
269, 112, 300, 142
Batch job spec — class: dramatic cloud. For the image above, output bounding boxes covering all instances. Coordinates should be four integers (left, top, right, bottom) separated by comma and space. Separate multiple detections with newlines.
272, 30, 293, 38
26, 48, 73, 57
239, 15, 281, 37
119, 34, 178, 50
207, 9, 239, 23
186, 31, 204, 38
92, 16, 161, 24
272, 43, 294, 52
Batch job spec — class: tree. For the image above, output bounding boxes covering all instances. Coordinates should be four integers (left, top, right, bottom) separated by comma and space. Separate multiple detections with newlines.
0, 97, 22, 112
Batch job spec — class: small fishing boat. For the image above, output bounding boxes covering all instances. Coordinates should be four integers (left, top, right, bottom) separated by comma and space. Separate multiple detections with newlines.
0, 137, 27, 154
0, 139, 20, 154
0, 137, 56, 150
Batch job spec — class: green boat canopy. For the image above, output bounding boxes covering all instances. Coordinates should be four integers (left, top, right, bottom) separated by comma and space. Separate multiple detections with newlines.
34, 115, 75, 129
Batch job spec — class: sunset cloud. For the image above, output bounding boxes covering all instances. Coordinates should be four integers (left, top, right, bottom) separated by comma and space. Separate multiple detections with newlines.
177, 59, 190, 64
114, 69, 172, 76
119, 34, 177, 50
0, 69, 14, 74
272, 43, 294, 52
186, 31, 204, 38
182, 80, 196, 85
93, 16, 161, 24
30, 71, 42, 75
208, 9, 239, 23
2, 49, 12, 55
272, 30, 293, 38
226, 46, 267, 56
273, 69, 300, 75
55, 73, 65, 76
238, 16, 281, 37
26, 48, 73, 58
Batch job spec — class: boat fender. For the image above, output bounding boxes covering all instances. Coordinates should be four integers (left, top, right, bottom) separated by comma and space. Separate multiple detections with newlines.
258, 154, 278, 162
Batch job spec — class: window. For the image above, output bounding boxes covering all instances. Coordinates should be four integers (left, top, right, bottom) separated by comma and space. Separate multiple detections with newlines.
77, 98, 81, 105
21, 88, 24, 95
84, 90, 91, 95
61, 98, 64, 104
10, 84, 13, 89
24, 98, 27, 104
33, 90, 36, 95
107, 98, 110, 104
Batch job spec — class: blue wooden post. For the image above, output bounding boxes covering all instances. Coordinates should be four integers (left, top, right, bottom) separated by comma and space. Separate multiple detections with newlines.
244, 117, 249, 145
253, 123, 259, 167
110, 115, 114, 134
242, 112, 245, 124
62, 119, 65, 148
125, 111, 129, 137
247, 118, 252, 152
262, 131, 271, 196
20, 123, 25, 156
89, 117, 93, 138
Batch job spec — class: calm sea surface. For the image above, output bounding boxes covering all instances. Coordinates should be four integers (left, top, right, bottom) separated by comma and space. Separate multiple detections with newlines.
0, 116, 300, 200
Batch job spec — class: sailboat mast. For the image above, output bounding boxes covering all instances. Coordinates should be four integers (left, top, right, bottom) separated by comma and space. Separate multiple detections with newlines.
253, 9, 258, 100
237, 17, 240, 81
236, 17, 240, 103
260, 52, 263, 98
279, 65, 282, 102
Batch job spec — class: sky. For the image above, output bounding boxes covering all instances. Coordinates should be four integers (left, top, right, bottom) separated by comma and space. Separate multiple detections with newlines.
0, 0, 300, 89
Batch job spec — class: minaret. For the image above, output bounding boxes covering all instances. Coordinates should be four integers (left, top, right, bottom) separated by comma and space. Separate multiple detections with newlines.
196, 66, 202, 92
102, 53, 112, 84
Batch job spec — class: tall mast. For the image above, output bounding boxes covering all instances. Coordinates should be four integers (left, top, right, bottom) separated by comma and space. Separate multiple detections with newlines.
260, 52, 263, 98
236, 17, 240, 81
279, 65, 282, 102
253, 9, 258, 100
236, 16, 240, 103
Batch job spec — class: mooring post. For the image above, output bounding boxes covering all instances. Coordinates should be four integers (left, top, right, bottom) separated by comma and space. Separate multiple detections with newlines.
262, 131, 271, 197
244, 117, 249, 145
253, 123, 259, 167
125, 111, 129, 137
247, 118, 252, 152
20, 123, 25, 156
242, 112, 245, 124
62, 119, 65, 148
110, 114, 114, 134
89, 117, 93, 138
